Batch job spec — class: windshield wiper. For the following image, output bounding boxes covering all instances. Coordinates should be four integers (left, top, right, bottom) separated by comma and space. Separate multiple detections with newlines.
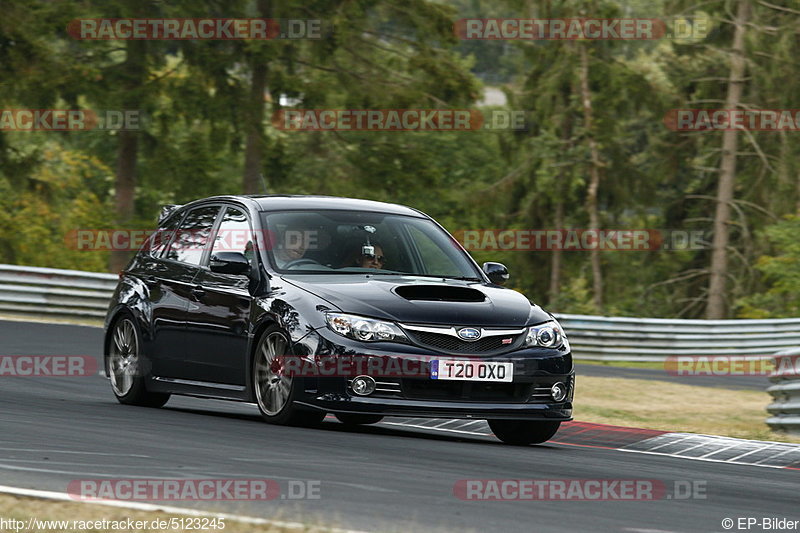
369, 273, 482, 281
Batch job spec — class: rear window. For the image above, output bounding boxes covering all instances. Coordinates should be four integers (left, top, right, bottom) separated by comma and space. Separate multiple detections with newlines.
163, 205, 221, 265
147, 212, 184, 258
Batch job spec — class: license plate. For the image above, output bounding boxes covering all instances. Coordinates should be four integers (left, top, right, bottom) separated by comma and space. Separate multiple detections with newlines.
430, 360, 513, 382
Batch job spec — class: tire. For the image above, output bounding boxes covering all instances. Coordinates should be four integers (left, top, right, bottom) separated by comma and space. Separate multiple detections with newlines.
107, 315, 170, 408
253, 325, 326, 426
488, 420, 561, 445
334, 413, 384, 426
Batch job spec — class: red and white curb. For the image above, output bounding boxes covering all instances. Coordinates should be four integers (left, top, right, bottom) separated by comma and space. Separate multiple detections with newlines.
621, 432, 800, 469
380, 418, 800, 470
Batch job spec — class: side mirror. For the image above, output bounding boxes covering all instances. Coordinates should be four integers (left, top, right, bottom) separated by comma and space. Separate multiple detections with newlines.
482, 262, 509, 285
210, 252, 251, 275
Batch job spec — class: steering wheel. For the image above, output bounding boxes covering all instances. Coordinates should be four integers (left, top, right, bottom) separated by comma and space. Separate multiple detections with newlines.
283, 258, 320, 269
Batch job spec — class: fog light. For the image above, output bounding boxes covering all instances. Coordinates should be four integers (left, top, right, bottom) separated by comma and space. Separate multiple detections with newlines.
551, 382, 567, 402
351, 375, 376, 396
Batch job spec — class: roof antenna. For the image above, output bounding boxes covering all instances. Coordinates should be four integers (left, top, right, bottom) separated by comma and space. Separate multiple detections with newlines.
259, 173, 268, 194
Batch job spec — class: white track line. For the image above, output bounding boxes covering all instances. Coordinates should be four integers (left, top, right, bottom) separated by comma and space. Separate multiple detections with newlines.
0, 448, 149, 458
0, 484, 369, 533
696, 444, 740, 459
0, 464, 129, 477
633, 435, 697, 452
615, 448, 789, 470
726, 444, 778, 462
381, 421, 491, 436
751, 447, 800, 465
670, 441, 714, 456
0, 316, 103, 328
452, 420, 487, 429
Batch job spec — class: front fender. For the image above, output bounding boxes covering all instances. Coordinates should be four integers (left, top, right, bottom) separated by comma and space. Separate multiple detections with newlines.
244, 283, 333, 401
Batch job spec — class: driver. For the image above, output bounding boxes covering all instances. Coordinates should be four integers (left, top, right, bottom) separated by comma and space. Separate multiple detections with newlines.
355, 243, 385, 269
342, 241, 385, 269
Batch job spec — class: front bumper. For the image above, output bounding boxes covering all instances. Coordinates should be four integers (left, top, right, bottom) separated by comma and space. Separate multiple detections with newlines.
297, 395, 572, 420
291, 326, 574, 421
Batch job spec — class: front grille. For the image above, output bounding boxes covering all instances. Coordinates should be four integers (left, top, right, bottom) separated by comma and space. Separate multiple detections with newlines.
401, 379, 532, 402
397, 379, 566, 403
404, 330, 523, 355
530, 387, 553, 400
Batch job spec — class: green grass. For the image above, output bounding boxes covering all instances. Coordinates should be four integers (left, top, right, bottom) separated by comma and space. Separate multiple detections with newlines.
576, 375, 800, 443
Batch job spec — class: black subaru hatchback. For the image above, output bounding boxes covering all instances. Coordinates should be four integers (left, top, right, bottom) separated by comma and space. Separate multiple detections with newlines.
104, 195, 574, 445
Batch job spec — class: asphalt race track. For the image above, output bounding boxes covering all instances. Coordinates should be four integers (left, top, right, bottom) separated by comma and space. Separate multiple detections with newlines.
0, 320, 797, 533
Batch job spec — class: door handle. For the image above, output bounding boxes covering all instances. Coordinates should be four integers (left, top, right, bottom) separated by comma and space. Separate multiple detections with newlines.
191, 286, 205, 298
143, 275, 158, 284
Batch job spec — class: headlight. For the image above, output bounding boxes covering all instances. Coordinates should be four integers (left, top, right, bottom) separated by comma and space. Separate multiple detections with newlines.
524, 320, 567, 349
325, 313, 408, 343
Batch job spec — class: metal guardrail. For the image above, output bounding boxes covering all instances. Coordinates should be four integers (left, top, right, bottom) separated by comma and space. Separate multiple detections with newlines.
766, 348, 800, 435
0, 265, 117, 319
1, 264, 799, 363
555, 314, 800, 362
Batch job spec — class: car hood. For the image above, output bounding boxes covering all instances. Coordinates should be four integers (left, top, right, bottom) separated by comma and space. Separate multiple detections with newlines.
280, 274, 549, 326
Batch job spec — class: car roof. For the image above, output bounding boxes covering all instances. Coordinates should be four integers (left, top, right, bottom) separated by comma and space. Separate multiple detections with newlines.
186, 194, 427, 218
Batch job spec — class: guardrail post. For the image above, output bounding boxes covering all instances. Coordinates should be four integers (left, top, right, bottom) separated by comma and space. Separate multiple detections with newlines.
766, 348, 800, 435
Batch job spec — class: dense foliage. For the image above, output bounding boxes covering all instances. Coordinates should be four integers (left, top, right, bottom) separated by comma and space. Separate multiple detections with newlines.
0, 0, 798, 318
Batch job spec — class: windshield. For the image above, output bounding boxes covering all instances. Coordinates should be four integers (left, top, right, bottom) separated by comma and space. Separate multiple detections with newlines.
260, 210, 481, 279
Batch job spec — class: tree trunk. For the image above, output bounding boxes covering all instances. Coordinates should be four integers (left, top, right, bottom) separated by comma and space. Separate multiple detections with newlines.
549, 199, 564, 304
550, 83, 574, 305
795, 166, 800, 217
706, 0, 749, 319
243, 0, 271, 194
110, 39, 145, 273
243, 60, 268, 194
579, 44, 603, 313
793, 134, 800, 216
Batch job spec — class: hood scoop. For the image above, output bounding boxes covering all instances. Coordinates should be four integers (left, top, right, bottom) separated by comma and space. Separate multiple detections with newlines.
394, 284, 486, 302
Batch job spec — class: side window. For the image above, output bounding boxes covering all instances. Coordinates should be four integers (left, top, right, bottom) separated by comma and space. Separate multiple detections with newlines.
148, 213, 184, 258
210, 207, 255, 266
163, 205, 221, 265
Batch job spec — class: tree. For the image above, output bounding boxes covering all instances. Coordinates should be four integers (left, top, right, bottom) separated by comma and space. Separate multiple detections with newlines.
736, 216, 800, 318
578, 42, 604, 312
242, 0, 271, 194
705, 0, 749, 319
